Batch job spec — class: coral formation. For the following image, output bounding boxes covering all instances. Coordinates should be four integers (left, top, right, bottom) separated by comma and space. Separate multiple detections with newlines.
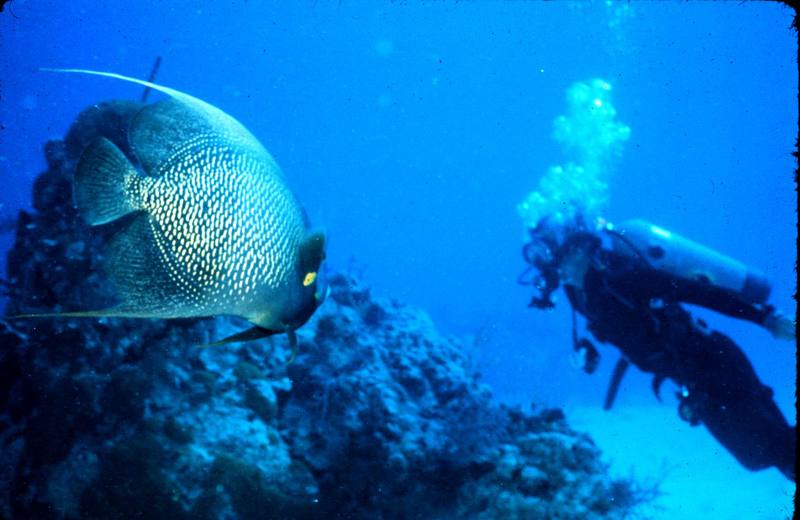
0, 99, 651, 519
518, 79, 631, 229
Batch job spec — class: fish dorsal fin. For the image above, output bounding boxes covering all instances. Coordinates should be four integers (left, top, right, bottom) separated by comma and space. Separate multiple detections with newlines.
43, 68, 238, 127
42, 68, 266, 174
130, 97, 227, 174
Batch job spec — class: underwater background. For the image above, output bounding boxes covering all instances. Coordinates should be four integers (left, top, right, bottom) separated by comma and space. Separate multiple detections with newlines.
0, 2, 796, 519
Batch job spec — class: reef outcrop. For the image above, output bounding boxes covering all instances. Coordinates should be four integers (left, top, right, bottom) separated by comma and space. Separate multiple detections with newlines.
0, 100, 650, 519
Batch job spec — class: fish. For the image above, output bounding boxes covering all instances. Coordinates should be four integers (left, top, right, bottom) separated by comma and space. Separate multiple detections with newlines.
14, 69, 328, 351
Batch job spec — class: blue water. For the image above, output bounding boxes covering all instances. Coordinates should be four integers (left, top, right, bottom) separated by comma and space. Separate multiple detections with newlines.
1, 2, 796, 518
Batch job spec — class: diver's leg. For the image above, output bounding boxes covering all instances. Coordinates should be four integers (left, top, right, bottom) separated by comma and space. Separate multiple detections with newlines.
681, 330, 795, 480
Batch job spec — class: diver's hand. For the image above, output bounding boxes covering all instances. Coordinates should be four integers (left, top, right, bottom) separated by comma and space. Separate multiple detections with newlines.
764, 310, 796, 341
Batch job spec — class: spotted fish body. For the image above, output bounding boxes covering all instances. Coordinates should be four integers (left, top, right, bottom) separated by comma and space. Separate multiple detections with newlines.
51, 69, 327, 335
129, 135, 306, 322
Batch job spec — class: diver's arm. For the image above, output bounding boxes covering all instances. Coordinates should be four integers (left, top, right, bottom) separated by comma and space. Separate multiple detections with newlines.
669, 277, 771, 323
663, 276, 794, 339
600, 249, 790, 335
632, 267, 793, 339
761, 309, 796, 340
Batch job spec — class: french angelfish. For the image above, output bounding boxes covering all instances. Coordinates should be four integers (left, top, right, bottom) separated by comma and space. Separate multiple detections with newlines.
24, 69, 328, 350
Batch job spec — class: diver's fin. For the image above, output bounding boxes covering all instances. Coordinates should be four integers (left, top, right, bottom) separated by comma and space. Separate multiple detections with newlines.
652, 374, 666, 402
603, 357, 630, 411
197, 326, 279, 348
74, 137, 142, 225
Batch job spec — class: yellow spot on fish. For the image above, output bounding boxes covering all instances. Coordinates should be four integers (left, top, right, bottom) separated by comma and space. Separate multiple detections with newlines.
303, 272, 317, 287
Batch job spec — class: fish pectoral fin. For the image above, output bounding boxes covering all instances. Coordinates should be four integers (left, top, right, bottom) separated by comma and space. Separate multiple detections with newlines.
197, 326, 279, 348
75, 137, 142, 226
286, 330, 298, 365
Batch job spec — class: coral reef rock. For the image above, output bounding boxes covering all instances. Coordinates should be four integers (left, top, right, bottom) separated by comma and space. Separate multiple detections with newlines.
0, 99, 650, 519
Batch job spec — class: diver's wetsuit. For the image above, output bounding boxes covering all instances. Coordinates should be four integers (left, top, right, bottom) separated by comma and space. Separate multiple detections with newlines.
556, 232, 796, 480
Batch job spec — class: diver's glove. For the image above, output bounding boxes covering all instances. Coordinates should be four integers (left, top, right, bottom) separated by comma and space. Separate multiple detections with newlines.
763, 308, 796, 341
572, 338, 600, 374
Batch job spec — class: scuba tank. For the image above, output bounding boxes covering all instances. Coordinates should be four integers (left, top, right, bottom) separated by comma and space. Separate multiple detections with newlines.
607, 219, 771, 304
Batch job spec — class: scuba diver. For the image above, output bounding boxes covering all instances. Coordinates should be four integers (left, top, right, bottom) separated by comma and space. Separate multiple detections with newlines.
520, 215, 797, 481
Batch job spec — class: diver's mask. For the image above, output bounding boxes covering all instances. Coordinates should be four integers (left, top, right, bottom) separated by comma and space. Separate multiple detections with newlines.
519, 218, 565, 309
520, 215, 599, 309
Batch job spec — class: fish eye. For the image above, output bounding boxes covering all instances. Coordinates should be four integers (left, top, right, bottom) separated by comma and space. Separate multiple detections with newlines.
303, 271, 317, 287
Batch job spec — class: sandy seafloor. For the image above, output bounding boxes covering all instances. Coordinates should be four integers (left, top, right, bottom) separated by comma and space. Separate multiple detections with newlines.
567, 403, 796, 519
